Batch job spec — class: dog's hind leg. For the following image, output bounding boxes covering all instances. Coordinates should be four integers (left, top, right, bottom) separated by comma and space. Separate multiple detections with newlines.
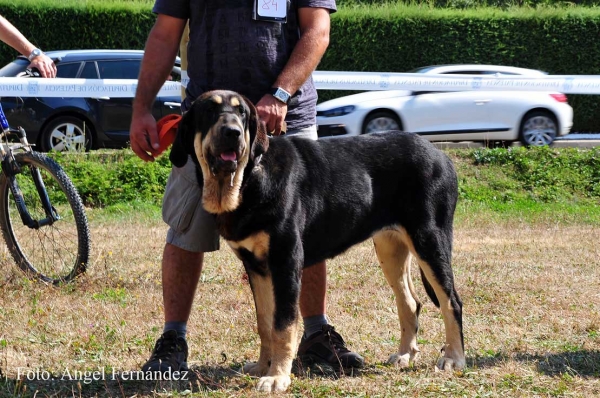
243, 272, 275, 378
411, 227, 465, 371
373, 229, 422, 368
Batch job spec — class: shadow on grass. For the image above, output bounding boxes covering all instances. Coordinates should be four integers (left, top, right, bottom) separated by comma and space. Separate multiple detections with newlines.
520, 350, 600, 378
0, 360, 377, 397
4, 351, 598, 396
469, 350, 600, 378
1, 362, 371, 397
0, 365, 246, 397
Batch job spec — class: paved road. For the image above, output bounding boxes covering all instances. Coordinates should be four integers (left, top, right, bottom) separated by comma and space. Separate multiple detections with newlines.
560, 133, 600, 140
434, 133, 600, 149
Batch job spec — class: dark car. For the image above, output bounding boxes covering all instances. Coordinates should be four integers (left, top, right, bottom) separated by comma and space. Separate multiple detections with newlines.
0, 49, 181, 152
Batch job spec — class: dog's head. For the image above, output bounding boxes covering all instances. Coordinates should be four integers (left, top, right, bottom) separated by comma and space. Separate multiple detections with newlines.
170, 90, 269, 172
169, 90, 269, 213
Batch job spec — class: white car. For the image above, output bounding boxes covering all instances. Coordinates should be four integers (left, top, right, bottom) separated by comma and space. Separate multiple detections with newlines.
316, 65, 573, 146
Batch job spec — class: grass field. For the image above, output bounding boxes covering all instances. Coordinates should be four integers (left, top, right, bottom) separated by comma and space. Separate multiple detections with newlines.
0, 200, 599, 397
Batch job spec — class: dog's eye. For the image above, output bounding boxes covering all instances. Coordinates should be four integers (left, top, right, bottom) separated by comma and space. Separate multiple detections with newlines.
238, 105, 246, 116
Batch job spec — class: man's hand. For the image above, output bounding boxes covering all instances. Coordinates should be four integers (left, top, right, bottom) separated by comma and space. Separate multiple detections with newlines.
256, 94, 287, 136
28, 54, 56, 78
130, 111, 160, 162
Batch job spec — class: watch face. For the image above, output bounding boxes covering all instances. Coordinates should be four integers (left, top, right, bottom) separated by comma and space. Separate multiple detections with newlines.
273, 88, 290, 103
29, 49, 42, 60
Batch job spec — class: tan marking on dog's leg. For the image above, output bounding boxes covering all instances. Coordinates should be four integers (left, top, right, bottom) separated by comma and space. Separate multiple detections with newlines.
243, 273, 274, 378
227, 231, 270, 262
244, 273, 297, 392
373, 230, 421, 368
383, 226, 465, 371
416, 258, 465, 371
256, 319, 298, 392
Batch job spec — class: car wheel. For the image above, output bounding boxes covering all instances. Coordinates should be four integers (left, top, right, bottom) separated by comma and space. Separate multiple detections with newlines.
362, 111, 401, 134
41, 116, 92, 152
519, 111, 558, 147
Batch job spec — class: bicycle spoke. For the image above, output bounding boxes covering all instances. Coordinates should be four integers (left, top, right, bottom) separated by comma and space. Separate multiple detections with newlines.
0, 152, 90, 283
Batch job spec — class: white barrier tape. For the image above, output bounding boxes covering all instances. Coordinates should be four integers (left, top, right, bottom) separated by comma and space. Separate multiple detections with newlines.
0, 78, 181, 98
312, 71, 600, 94
181, 70, 189, 89
2, 72, 600, 97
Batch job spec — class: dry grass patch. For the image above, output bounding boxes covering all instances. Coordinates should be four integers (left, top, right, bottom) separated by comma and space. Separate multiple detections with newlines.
1, 209, 600, 397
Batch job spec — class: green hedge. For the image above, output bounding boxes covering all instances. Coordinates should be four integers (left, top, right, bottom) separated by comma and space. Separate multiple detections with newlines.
2, 2, 600, 130
49, 150, 171, 208
336, 0, 600, 7
0, 2, 152, 65
46, 146, 600, 208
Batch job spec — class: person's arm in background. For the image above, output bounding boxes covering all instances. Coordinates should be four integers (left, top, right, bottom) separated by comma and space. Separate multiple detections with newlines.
0, 14, 56, 78
130, 14, 187, 162
255, 7, 331, 135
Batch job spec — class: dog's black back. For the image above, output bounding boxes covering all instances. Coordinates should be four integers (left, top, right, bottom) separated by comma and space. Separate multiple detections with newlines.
218, 131, 457, 268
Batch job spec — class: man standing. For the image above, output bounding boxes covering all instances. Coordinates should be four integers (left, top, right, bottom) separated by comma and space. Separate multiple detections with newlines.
129, 0, 363, 374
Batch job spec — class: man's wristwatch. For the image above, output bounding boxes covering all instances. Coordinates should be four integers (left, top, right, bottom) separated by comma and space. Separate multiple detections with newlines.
27, 48, 43, 61
270, 87, 291, 104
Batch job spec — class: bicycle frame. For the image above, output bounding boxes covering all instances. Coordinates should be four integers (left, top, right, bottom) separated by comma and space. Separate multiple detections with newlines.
0, 103, 60, 229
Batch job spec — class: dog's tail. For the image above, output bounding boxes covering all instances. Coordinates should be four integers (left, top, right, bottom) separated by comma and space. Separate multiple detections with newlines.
420, 269, 440, 308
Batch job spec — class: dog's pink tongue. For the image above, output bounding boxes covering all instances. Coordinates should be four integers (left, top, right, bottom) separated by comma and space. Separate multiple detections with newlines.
220, 152, 237, 161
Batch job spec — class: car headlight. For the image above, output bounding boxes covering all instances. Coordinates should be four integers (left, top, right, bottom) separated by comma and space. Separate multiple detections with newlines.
317, 105, 356, 117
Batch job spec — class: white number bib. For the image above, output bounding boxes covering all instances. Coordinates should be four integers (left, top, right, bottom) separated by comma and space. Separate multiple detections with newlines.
254, 0, 287, 23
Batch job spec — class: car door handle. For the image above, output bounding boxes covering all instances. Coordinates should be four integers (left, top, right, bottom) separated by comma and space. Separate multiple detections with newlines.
474, 99, 491, 105
164, 102, 181, 108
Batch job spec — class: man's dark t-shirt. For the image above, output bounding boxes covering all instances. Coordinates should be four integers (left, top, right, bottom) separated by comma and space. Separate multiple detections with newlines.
153, 0, 336, 130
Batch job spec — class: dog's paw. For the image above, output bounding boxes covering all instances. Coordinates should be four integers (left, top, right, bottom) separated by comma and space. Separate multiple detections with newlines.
387, 353, 411, 368
387, 347, 419, 368
256, 375, 291, 392
243, 361, 269, 377
435, 356, 466, 371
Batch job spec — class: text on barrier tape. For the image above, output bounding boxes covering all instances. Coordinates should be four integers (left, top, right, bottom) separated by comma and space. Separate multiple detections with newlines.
2, 72, 600, 97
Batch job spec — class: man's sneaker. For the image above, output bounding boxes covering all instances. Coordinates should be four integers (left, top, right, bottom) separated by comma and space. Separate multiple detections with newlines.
297, 324, 364, 371
141, 329, 189, 373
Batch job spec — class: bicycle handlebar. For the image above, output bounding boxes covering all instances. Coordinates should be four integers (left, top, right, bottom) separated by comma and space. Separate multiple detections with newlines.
0, 57, 62, 131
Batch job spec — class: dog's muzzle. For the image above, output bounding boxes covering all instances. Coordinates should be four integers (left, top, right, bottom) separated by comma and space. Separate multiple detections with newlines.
209, 122, 245, 176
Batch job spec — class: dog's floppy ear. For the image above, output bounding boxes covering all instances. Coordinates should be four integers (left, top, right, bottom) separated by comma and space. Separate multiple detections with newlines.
169, 105, 196, 167
242, 95, 269, 161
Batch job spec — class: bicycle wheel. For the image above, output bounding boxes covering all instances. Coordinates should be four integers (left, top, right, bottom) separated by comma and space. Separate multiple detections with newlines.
0, 151, 90, 284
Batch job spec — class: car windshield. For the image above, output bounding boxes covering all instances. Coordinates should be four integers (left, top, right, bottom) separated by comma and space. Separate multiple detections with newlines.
0, 58, 29, 77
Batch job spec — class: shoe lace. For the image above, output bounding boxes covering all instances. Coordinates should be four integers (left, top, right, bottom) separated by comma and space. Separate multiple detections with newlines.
324, 325, 350, 353
149, 336, 176, 361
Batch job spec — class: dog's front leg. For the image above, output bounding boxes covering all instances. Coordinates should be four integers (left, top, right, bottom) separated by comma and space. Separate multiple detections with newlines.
256, 316, 298, 392
248, 250, 301, 392
243, 271, 275, 377
244, 269, 299, 392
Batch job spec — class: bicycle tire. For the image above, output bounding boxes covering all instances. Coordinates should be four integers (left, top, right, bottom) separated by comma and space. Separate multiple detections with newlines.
0, 151, 90, 284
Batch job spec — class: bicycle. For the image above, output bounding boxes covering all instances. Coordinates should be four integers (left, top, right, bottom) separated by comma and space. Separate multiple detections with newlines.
0, 91, 91, 284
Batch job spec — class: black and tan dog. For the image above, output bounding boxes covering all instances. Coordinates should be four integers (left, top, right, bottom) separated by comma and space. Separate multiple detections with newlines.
170, 90, 465, 392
